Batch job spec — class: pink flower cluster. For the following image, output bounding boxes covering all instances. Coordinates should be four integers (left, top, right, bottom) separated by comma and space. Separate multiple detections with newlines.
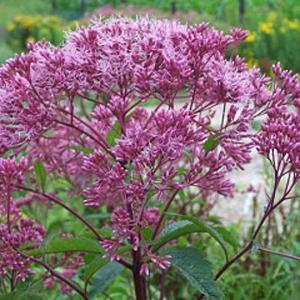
255, 64, 300, 176
0, 17, 299, 278
0, 202, 45, 282
0, 157, 28, 190
44, 249, 83, 294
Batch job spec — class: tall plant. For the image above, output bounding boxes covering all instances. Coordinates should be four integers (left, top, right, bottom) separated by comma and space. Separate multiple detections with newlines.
0, 18, 299, 300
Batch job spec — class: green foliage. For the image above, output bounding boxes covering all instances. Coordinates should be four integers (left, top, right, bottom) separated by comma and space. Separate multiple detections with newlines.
153, 220, 200, 251
0, 0, 50, 27
6, 15, 65, 52
183, 216, 230, 262
203, 136, 219, 153
0, 281, 45, 300
68, 145, 94, 155
239, 12, 300, 72
214, 226, 239, 251
88, 261, 124, 297
26, 236, 103, 256
166, 247, 223, 300
1, 2, 300, 299
153, 218, 235, 262
34, 159, 47, 192
106, 121, 121, 147
84, 255, 108, 284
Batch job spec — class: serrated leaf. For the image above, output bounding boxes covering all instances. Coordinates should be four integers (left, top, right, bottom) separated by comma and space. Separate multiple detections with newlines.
26, 237, 103, 256
166, 247, 223, 300
153, 217, 229, 262
106, 121, 121, 147
89, 261, 124, 297
203, 136, 219, 153
34, 159, 47, 192
68, 145, 94, 155
183, 216, 229, 262
152, 220, 200, 251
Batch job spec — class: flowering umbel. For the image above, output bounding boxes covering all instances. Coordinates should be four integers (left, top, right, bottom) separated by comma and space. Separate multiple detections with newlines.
0, 17, 299, 298
0, 202, 45, 282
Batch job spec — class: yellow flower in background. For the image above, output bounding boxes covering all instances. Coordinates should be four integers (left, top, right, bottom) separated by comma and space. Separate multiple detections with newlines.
14, 15, 22, 22
259, 22, 274, 34
245, 31, 256, 43
21, 212, 28, 219
285, 19, 299, 30
47, 16, 61, 25
26, 36, 35, 44
19, 16, 35, 29
68, 20, 79, 31
6, 14, 65, 51
6, 22, 15, 32
246, 57, 259, 70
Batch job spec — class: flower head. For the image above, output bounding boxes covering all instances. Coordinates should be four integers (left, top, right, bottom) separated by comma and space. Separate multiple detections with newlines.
0, 203, 45, 282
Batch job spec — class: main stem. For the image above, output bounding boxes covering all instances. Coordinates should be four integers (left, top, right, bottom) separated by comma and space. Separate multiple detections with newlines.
132, 250, 147, 300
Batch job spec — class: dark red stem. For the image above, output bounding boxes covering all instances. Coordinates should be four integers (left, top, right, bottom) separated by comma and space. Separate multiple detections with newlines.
15, 248, 88, 299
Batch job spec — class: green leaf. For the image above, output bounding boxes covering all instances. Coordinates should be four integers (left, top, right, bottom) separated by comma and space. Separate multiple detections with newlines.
214, 226, 239, 250
183, 149, 192, 160
153, 217, 230, 262
142, 227, 153, 241
203, 136, 219, 153
84, 255, 109, 283
251, 120, 261, 131
0, 281, 44, 300
152, 220, 200, 251
177, 166, 188, 176
26, 237, 103, 256
178, 190, 186, 201
68, 145, 94, 155
89, 261, 124, 297
83, 253, 97, 264
18, 241, 40, 251
106, 121, 121, 147
206, 215, 223, 225
183, 216, 229, 262
166, 247, 223, 300
34, 159, 47, 192
45, 237, 103, 254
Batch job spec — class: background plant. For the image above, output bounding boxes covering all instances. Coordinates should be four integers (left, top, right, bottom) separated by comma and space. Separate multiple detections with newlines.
5, 15, 65, 52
